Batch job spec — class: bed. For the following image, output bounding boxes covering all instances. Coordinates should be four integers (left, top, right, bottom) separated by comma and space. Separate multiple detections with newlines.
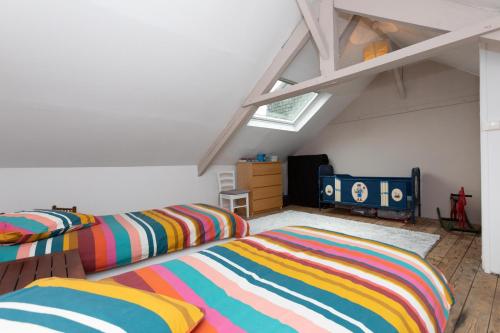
0, 204, 248, 273
106, 226, 454, 333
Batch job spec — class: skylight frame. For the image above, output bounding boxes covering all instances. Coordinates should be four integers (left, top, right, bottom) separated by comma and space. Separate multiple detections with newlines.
251, 90, 319, 125
248, 91, 331, 132
247, 78, 331, 132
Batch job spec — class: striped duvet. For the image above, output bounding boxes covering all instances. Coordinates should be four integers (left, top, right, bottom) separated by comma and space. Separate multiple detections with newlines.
0, 204, 248, 273
108, 226, 454, 333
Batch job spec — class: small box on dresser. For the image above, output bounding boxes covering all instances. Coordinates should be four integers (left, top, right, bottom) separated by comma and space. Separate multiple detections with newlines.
237, 161, 283, 216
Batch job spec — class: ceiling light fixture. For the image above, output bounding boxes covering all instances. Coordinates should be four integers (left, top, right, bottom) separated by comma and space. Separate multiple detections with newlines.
372, 21, 399, 33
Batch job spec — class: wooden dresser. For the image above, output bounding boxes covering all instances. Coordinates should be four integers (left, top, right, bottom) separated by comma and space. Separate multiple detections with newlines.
237, 161, 283, 216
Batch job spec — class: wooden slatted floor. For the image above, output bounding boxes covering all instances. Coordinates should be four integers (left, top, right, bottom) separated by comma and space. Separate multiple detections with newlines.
279, 206, 500, 333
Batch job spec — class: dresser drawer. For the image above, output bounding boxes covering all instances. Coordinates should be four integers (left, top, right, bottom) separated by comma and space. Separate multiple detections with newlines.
252, 163, 281, 176
251, 174, 282, 188
253, 196, 282, 213
253, 185, 282, 200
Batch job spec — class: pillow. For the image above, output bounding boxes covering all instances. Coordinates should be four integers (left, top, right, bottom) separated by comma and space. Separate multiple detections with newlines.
0, 210, 99, 245
0, 277, 204, 333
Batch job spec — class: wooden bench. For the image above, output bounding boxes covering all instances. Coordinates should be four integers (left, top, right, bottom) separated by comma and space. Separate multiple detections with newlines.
0, 250, 85, 295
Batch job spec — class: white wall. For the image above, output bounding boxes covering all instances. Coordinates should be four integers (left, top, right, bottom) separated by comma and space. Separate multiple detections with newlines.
297, 61, 481, 222
480, 41, 500, 274
0, 165, 233, 215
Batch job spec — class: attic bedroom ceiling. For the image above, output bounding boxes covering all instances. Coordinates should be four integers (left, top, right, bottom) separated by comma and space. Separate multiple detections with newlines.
0, 0, 493, 168
0, 0, 301, 167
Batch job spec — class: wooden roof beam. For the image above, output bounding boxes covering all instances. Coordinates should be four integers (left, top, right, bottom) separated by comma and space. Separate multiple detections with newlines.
392, 67, 406, 98
319, 0, 338, 75
296, 0, 329, 59
245, 16, 500, 108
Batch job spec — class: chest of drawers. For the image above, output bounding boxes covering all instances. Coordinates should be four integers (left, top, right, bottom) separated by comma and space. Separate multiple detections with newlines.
236, 162, 283, 216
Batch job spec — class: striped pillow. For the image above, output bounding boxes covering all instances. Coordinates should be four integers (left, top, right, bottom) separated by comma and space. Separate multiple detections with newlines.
0, 278, 204, 333
0, 210, 98, 245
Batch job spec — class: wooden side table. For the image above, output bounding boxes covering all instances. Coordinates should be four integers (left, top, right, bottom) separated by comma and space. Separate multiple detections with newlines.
0, 249, 85, 295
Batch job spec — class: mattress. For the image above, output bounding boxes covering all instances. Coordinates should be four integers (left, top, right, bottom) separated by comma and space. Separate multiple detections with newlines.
0, 204, 248, 273
107, 226, 454, 333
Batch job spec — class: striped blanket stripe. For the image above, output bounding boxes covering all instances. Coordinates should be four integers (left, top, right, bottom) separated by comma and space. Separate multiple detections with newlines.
108, 226, 453, 333
0, 204, 249, 273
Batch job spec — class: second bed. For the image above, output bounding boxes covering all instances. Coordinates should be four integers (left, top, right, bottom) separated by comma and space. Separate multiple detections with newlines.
0, 204, 249, 273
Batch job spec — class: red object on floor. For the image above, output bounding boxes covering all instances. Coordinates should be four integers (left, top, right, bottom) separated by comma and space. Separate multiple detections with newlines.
450, 187, 467, 228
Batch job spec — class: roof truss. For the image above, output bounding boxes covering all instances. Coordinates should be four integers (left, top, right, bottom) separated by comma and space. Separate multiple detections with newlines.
197, 1, 500, 175
245, 16, 500, 107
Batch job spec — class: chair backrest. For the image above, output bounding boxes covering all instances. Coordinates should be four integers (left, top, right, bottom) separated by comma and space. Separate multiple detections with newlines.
52, 205, 77, 213
217, 171, 236, 192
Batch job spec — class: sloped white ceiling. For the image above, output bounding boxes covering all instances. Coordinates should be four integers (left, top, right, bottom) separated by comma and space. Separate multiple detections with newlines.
0, 0, 301, 167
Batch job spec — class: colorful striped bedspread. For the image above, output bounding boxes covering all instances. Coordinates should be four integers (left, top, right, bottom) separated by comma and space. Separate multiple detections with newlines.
108, 226, 454, 333
0, 204, 248, 273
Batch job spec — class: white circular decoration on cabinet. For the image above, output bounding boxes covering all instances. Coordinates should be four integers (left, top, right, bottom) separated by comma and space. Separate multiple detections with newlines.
351, 182, 368, 203
325, 185, 334, 196
391, 188, 403, 202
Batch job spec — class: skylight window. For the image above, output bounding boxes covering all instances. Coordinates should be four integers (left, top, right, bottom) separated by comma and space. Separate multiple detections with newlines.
248, 79, 330, 132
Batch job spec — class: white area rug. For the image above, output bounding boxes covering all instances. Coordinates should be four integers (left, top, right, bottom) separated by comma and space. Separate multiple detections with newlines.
249, 210, 440, 258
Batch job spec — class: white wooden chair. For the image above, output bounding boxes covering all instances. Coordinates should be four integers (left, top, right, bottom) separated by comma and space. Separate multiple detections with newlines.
218, 171, 250, 218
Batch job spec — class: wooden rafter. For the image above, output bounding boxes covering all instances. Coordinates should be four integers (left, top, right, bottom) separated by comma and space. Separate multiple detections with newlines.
319, 0, 338, 74
197, 20, 311, 175
244, 16, 500, 107
296, 0, 329, 59
392, 67, 406, 98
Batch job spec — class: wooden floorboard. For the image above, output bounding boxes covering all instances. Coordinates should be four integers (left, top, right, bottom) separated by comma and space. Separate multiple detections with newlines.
427, 234, 458, 266
438, 235, 475, 280
489, 278, 500, 333
455, 271, 498, 332
281, 206, 498, 333
444, 237, 482, 333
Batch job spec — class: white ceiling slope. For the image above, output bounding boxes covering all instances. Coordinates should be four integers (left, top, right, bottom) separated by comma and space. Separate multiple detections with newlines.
0, 0, 301, 167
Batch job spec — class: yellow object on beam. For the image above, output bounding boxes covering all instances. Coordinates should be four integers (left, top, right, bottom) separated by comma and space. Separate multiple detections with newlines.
363, 40, 391, 61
